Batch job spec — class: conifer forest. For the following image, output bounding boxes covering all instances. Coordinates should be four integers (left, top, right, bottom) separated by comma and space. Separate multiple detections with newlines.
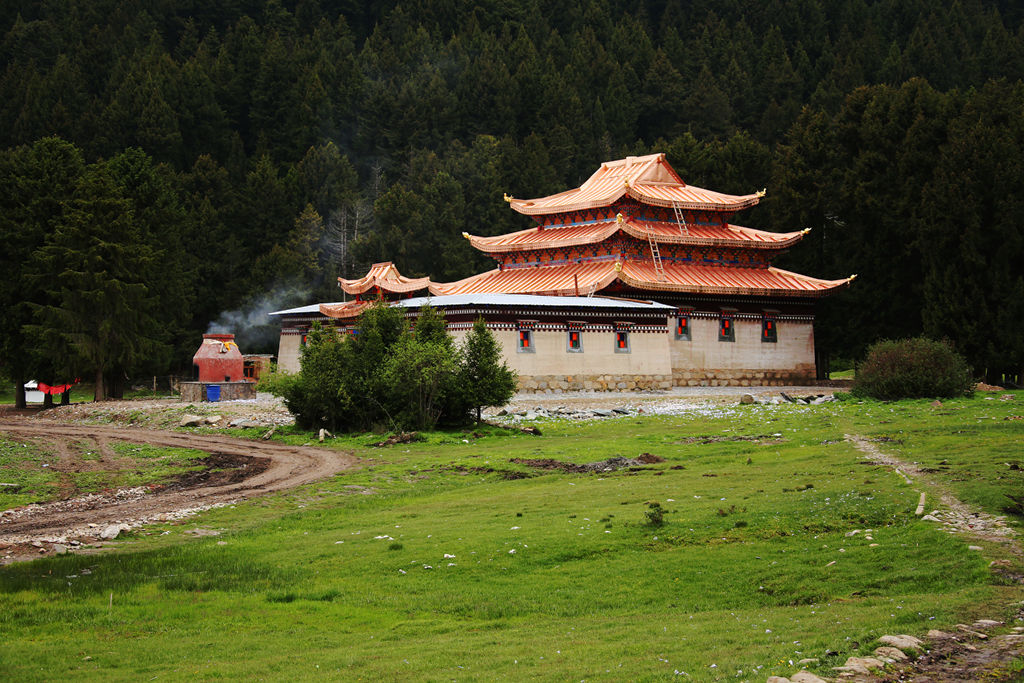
2, 0, 1023, 390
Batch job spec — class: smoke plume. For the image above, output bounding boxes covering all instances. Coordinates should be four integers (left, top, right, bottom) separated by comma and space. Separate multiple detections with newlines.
206, 285, 313, 354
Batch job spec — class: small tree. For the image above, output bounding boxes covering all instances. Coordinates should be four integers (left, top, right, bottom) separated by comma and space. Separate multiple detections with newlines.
460, 318, 517, 422
379, 333, 460, 430
281, 322, 350, 431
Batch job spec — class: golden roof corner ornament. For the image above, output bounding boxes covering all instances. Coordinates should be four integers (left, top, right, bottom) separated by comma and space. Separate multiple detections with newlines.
849, 274, 858, 281
616, 213, 624, 224
614, 261, 623, 273
503, 193, 513, 203
462, 231, 470, 239
756, 188, 767, 198
801, 227, 811, 235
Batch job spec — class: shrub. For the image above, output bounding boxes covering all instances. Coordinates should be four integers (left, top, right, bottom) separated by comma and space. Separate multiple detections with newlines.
255, 366, 294, 396
644, 502, 665, 527
851, 337, 974, 400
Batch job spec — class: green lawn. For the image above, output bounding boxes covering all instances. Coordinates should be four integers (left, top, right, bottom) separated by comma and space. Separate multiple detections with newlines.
1, 394, 1022, 681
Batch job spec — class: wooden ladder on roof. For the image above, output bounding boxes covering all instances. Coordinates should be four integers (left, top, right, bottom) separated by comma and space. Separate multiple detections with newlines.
646, 229, 666, 281
672, 204, 689, 236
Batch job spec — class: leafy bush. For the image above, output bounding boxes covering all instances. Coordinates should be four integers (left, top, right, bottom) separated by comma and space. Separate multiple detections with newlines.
255, 366, 294, 396
851, 337, 974, 400
644, 502, 666, 527
282, 305, 516, 432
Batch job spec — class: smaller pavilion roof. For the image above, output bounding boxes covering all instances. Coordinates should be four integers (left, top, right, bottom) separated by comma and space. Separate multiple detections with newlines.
338, 261, 432, 295
464, 218, 806, 253
507, 153, 763, 216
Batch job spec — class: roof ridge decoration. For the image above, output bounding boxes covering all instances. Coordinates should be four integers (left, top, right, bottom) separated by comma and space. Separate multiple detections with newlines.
337, 261, 432, 295
507, 153, 762, 216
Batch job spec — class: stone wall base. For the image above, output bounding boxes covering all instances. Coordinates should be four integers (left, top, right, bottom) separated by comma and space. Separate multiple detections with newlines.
518, 374, 675, 393
180, 381, 257, 402
516, 368, 816, 393
671, 368, 816, 387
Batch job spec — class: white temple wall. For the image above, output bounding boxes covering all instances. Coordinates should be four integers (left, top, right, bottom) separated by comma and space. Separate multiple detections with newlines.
277, 332, 302, 374
670, 317, 816, 386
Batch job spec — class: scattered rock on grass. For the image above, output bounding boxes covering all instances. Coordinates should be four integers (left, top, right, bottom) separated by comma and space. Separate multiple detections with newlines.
874, 646, 909, 661
878, 634, 923, 651
790, 673, 829, 683
180, 414, 205, 427
100, 523, 130, 540
833, 656, 885, 674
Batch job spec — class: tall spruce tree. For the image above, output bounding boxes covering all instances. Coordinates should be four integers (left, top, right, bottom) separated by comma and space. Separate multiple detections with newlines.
26, 163, 163, 401
460, 318, 517, 423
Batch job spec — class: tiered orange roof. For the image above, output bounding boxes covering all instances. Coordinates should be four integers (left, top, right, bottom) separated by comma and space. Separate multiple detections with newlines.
506, 153, 763, 215
338, 261, 431, 295
429, 262, 853, 299
464, 219, 807, 253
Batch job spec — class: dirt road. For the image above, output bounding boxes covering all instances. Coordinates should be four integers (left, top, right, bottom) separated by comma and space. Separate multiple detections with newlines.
0, 420, 359, 552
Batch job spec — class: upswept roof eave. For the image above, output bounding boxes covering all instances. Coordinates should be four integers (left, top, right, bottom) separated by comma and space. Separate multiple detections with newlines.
612, 262, 855, 299
625, 186, 762, 212
463, 221, 805, 254
508, 186, 629, 216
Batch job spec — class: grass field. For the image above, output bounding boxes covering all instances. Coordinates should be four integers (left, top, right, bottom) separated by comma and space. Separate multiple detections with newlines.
1, 393, 1022, 681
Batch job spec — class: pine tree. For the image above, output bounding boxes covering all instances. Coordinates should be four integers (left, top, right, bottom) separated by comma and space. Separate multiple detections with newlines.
26, 163, 162, 401
460, 318, 517, 423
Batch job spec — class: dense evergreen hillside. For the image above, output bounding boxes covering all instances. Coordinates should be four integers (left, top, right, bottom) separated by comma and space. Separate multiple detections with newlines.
2, 0, 1023, 390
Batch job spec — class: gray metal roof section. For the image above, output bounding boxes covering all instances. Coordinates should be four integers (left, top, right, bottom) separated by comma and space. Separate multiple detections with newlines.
396, 294, 674, 310
269, 302, 344, 316
270, 294, 673, 318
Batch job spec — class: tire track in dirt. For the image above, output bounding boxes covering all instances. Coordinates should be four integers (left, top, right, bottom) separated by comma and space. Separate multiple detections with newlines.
0, 420, 360, 548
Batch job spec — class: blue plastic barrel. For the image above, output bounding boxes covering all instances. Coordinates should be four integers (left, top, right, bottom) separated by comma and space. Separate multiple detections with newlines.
206, 384, 221, 402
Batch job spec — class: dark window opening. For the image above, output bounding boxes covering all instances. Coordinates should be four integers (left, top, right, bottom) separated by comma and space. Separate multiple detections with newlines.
567, 329, 582, 352
762, 317, 777, 343
615, 330, 630, 353
719, 316, 735, 342
518, 329, 534, 352
675, 314, 691, 341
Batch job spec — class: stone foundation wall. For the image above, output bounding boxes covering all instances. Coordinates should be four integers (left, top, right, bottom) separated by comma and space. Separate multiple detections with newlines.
180, 381, 257, 402
518, 374, 675, 393
671, 368, 816, 387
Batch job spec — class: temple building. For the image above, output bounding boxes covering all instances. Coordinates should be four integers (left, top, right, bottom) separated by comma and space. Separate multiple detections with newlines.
272, 153, 853, 391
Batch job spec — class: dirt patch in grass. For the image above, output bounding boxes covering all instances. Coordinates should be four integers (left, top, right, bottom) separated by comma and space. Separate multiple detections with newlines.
510, 455, 661, 473
675, 434, 785, 445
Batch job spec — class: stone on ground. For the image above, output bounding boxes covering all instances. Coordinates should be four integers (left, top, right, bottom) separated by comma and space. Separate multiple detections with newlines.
874, 646, 908, 661
878, 634, 923, 651
740, 393, 755, 404
179, 414, 205, 427
100, 523, 130, 540
834, 656, 885, 674
790, 672, 829, 683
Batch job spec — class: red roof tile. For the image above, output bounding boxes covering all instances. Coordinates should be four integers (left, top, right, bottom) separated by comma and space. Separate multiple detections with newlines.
429, 262, 619, 297
507, 153, 762, 215
430, 261, 854, 298
338, 261, 432, 295
464, 218, 805, 253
